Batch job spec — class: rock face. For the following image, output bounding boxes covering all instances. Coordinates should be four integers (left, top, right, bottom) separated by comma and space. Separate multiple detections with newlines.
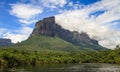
32, 17, 57, 36
0, 39, 13, 46
31, 16, 102, 49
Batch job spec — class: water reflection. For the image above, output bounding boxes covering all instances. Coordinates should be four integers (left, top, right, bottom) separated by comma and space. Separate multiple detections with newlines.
1, 63, 120, 72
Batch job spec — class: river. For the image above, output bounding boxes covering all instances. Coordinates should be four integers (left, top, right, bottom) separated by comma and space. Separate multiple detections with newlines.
1, 63, 120, 72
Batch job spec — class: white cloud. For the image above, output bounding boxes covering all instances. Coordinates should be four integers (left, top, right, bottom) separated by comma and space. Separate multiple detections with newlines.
7, 0, 67, 42
17, 26, 33, 34
0, 28, 8, 37
68, 1, 73, 7
4, 33, 27, 43
7, 0, 120, 49
31, 0, 67, 8
98, 30, 120, 49
55, 0, 120, 49
6, 3, 40, 42
9, 0, 67, 25
3, 27, 33, 43
9, 3, 42, 25
10, 3, 42, 20
19, 19, 37, 25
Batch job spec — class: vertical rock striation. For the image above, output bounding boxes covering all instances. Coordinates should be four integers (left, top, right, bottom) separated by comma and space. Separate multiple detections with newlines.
31, 16, 104, 49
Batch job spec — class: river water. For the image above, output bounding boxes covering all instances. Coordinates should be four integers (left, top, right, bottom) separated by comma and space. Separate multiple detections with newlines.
1, 63, 120, 72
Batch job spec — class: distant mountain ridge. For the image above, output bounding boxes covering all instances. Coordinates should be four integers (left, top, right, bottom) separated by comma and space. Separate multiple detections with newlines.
31, 16, 105, 50
0, 38, 13, 46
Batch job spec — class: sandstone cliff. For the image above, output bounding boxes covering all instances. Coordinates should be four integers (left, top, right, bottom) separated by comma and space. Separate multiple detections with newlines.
31, 16, 100, 48
0, 39, 13, 46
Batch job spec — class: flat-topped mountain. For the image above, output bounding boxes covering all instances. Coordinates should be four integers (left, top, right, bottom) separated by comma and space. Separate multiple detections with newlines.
0, 38, 13, 46
31, 16, 105, 50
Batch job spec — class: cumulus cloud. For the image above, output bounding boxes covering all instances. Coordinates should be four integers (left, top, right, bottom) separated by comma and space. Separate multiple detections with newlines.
9, 0, 67, 25
10, 3, 42, 19
41, 0, 67, 8
7, 0, 68, 43
7, 3, 40, 42
55, 0, 120, 49
6, 0, 120, 49
3, 27, 33, 43
19, 19, 37, 25
10, 3, 42, 25
30, 0, 67, 8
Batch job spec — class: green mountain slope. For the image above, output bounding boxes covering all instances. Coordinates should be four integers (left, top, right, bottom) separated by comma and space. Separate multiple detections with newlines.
0, 17, 108, 52
14, 35, 98, 53
30, 16, 107, 51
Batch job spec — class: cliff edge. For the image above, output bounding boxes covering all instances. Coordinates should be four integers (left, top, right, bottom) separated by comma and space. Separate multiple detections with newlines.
31, 16, 105, 50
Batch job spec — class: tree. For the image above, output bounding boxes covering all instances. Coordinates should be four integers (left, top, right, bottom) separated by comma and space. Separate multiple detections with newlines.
115, 45, 120, 49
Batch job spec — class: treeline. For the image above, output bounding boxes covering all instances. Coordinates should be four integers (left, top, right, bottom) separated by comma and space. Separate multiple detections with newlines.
0, 48, 120, 67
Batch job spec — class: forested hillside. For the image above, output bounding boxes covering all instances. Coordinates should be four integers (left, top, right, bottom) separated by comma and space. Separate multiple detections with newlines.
0, 46, 120, 66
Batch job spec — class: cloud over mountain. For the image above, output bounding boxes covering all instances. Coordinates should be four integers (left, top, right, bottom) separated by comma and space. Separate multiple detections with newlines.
3, 27, 33, 43
0, 0, 120, 49
55, 0, 120, 49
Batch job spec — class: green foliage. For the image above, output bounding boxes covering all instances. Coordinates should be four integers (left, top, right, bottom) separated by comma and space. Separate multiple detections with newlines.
0, 48, 120, 67
0, 48, 97, 66
0, 35, 119, 67
0, 48, 85, 66
12, 35, 96, 53
115, 45, 120, 50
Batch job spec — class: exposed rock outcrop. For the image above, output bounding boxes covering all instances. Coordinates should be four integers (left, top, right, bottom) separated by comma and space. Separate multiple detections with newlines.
0, 39, 13, 46
31, 16, 103, 49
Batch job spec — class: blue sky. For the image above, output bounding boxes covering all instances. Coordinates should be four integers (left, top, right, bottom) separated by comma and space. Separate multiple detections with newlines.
0, 0, 120, 49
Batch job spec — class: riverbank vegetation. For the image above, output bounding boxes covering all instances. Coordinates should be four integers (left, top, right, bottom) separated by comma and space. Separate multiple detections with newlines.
0, 47, 120, 67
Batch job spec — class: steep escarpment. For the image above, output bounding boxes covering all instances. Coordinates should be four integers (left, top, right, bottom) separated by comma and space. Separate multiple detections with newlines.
0, 39, 13, 46
31, 16, 105, 50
